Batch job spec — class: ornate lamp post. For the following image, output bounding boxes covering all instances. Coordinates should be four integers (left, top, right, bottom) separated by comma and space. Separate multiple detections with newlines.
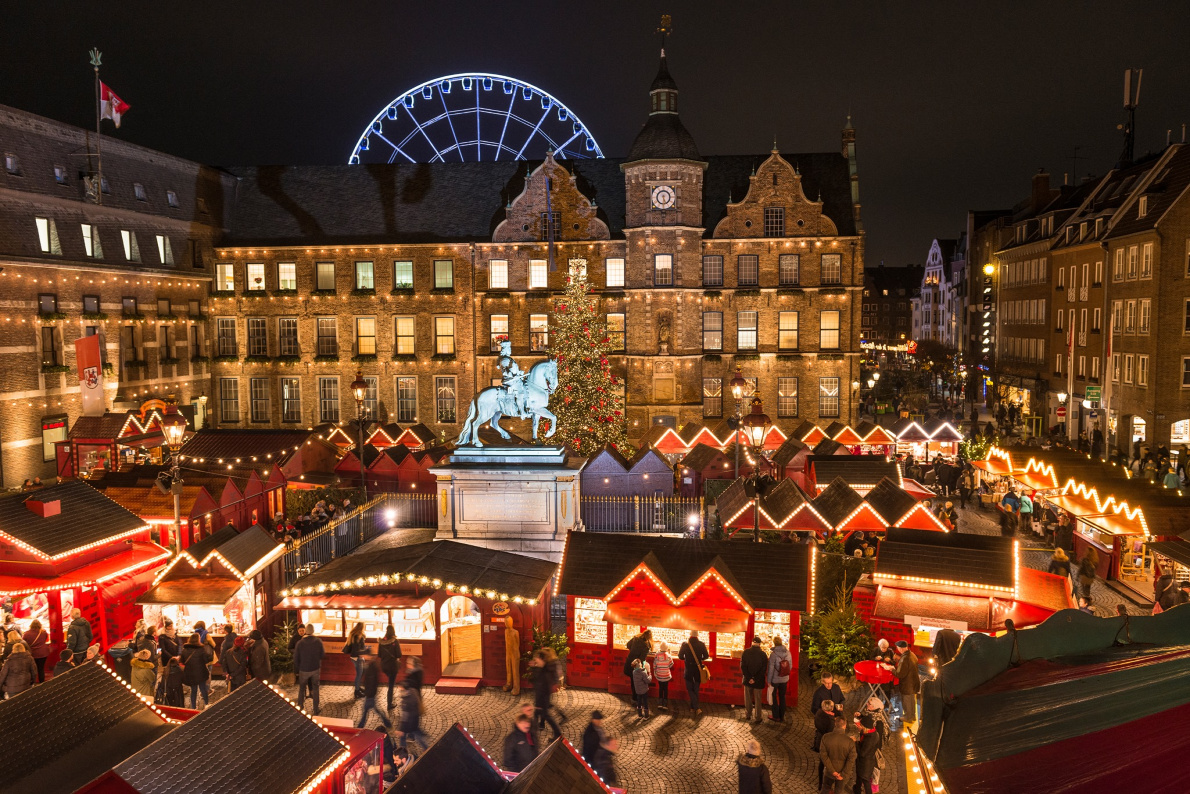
740, 395, 772, 543
350, 370, 369, 503
161, 402, 188, 552
729, 365, 749, 479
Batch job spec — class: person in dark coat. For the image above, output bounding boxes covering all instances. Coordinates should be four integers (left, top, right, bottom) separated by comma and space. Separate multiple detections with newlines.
501, 715, 537, 773
397, 679, 428, 754
810, 671, 845, 715
855, 714, 883, 794
52, 648, 75, 678
22, 620, 50, 683
678, 631, 710, 716
530, 648, 564, 739
622, 629, 651, 688
593, 737, 620, 787
378, 625, 402, 710
158, 621, 179, 661
739, 635, 768, 724
65, 609, 92, 657
931, 628, 962, 667
403, 656, 424, 692
736, 739, 773, 794
813, 700, 836, 787
286, 623, 304, 653
0, 642, 38, 698
180, 632, 213, 709
293, 624, 325, 715
247, 628, 271, 683
819, 716, 856, 794
893, 641, 921, 726
222, 636, 248, 692
163, 656, 185, 706
580, 710, 605, 765
1154, 572, 1180, 611
356, 650, 392, 730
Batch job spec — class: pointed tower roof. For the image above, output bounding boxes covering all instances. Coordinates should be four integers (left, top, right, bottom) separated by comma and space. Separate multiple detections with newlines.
625, 47, 702, 164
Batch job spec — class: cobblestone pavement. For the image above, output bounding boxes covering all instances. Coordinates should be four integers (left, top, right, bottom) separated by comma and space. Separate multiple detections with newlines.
207, 671, 902, 794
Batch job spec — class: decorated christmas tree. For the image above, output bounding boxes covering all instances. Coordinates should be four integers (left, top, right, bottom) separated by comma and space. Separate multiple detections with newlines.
547, 262, 629, 455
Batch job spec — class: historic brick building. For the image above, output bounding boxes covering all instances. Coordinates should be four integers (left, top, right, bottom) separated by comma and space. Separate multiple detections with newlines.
0, 46, 864, 484
861, 264, 921, 347
209, 49, 865, 440
0, 105, 231, 487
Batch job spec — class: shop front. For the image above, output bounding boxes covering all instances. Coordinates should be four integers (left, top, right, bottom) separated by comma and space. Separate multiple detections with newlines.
558, 533, 810, 706
277, 539, 554, 691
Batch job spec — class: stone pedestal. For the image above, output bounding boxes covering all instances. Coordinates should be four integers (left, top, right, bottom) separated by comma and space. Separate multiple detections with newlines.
430, 445, 585, 563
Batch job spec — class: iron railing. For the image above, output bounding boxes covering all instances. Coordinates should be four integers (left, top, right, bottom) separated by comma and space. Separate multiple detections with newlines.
580, 495, 702, 534
282, 492, 436, 584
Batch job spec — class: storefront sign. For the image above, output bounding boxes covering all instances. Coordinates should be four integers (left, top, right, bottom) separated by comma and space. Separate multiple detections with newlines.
904, 615, 967, 632
490, 601, 510, 616
399, 643, 422, 656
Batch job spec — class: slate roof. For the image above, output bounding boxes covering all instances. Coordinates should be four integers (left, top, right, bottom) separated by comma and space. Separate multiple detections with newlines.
179, 428, 315, 461
287, 540, 557, 601
388, 723, 505, 794
215, 524, 284, 576
68, 411, 137, 440
678, 422, 710, 445
864, 477, 919, 524
715, 478, 754, 523
876, 527, 1016, 589
762, 478, 813, 526
679, 442, 727, 472
627, 446, 672, 473
506, 737, 612, 794
626, 111, 702, 163
0, 662, 171, 794
812, 478, 865, 526
812, 457, 900, 489
812, 439, 849, 456
772, 436, 810, 469
1107, 146, 1190, 239
112, 681, 344, 794
103, 485, 211, 517
557, 531, 810, 612
225, 153, 856, 244
0, 480, 147, 558
183, 524, 240, 563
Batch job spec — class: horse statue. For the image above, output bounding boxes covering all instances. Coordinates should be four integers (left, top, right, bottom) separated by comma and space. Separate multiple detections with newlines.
455, 359, 559, 447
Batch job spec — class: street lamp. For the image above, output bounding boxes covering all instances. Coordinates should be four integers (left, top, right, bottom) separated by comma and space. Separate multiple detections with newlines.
350, 369, 369, 503
729, 365, 749, 479
161, 401, 188, 552
740, 394, 772, 543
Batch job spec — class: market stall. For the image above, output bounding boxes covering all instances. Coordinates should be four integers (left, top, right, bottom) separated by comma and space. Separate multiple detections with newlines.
56, 408, 175, 478
276, 539, 554, 692
852, 527, 1074, 659
1047, 478, 1151, 595
139, 523, 286, 638
0, 481, 169, 660
891, 418, 963, 462
557, 532, 811, 706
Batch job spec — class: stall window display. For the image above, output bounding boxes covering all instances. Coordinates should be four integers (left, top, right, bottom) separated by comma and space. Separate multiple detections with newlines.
646, 627, 709, 651
612, 621, 640, 649
752, 611, 792, 653
574, 597, 608, 645
301, 600, 435, 640
439, 595, 480, 630
715, 631, 746, 658
143, 581, 256, 637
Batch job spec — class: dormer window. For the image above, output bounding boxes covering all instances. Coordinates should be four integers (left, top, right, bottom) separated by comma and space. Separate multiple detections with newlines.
1080, 221, 1087, 240
1138, 195, 1148, 218
134, 183, 147, 201
4, 153, 20, 175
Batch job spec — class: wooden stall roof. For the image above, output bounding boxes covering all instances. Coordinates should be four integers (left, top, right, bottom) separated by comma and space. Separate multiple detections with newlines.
179, 428, 316, 464
139, 577, 244, 606
863, 477, 921, 525
282, 540, 557, 603
771, 436, 811, 469
875, 527, 1016, 591
103, 484, 212, 519
0, 662, 172, 794
715, 478, 828, 532
854, 421, 898, 445
110, 681, 346, 794
810, 456, 901, 492
506, 736, 616, 794
0, 541, 170, 597
388, 723, 506, 793
558, 532, 809, 612
0, 480, 148, 560
811, 478, 866, 527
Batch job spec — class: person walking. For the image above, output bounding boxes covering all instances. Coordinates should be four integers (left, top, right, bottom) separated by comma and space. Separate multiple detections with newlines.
893, 641, 920, 727
344, 622, 368, 698
766, 635, 793, 722
653, 641, 674, 711
739, 636, 767, 724
581, 710, 605, 766
0, 641, 37, 698
502, 714, 538, 773
21, 619, 49, 683
1077, 547, 1100, 600
356, 649, 392, 730
1048, 547, 1072, 583
65, 608, 92, 658
378, 624, 402, 710
594, 737, 621, 788
678, 630, 710, 717
819, 715, 856, 794
180, 632, 213, 710
631, 656, 652, 718
958, 467, 974, 510
247, 628, 271, 683
736, 739, 773, 794
222, 636, 248, 692
530, 648, 564, 739
293, 623, 324, 713
397, 679, 429, 754
854, 714, 883, 794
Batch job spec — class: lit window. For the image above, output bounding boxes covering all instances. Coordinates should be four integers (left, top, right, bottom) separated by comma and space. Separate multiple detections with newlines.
737, 311, 758, 350
435, 376, 457, 423
246, 262, 265, 290
605, 257, 625, 288
435, 316, 455, 355
819, 310, 840, 349
489, 315, 508, 352
489, 259, 508, 289
154, 235, 174, 266
355, 261, 375, 290
1138, 195, 1148, 218
434, 260, 453, 289
530, 259, 548, 289
1127, 246, 1138, 279
395, 316, 416, 355
702, 312, 723, 351
1139, 299, 1150, 334
316, 262, 336, 291
1140, 242, 1153, 278
778, 377, 798, 418
281, 377, 301, 422
778, 311, 798, 350
277, 262, 296, 291
35, 217, 61, 255
702, 378, 722, 417
119, 230, 140, 262
818, 377, 840, 418
654, 254, 673, 286
1124, 354, 1134, 384
220, 378, 240, 423
1138, 355, 1148, 387
530, 314, 549, 351
80, 224, 103, 258
215, 263, 235, 292
393, 260, 414, 290
606, 313, 625, 351
356, 317, 376, 355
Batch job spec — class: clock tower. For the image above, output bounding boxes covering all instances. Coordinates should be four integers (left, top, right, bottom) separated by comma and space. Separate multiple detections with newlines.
621, 45, 706, 230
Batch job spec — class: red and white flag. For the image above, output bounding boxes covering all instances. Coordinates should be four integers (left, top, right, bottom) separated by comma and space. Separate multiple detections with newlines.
100, 82, 130, 127
74, 334, 106, 416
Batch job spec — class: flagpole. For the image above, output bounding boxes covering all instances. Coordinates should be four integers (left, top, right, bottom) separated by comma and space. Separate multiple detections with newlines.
1066, 323, 1075, 444
545, 169, 556, 273
1101, 312, 1114, 462
89, 48, 103, 205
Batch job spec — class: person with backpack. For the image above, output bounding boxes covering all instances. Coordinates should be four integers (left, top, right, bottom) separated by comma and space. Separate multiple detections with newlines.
855, 714, 884, 794
766, 635, 793, 722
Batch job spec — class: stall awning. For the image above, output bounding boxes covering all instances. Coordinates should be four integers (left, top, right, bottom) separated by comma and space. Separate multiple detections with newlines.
605, 601, 750, 634
0, 541, 170, 596
1148, 540, 1190, 570
276, 593, 430, 611
118, 432, 165, 449
139, 577, 244, 606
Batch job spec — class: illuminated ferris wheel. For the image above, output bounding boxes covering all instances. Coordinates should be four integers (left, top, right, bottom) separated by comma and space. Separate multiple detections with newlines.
349, 73, 604, 164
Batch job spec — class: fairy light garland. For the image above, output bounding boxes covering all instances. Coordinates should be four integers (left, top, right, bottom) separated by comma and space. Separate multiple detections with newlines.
0, 523, 153, 563
280, 574, 538, 605
0, 547, 171, 597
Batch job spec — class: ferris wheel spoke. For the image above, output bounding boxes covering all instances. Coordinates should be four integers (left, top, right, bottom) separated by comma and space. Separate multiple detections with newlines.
494, 88, 517, 161
438, 92, 464, 162
514, 104, 554, 160
552, 127, 583, 159
372, 131, 416, 164
475, 81, 482, 161
405, 109, 445, 162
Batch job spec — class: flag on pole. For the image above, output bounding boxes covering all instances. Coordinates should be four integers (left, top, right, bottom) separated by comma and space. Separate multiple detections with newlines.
100, 82, 130, 127
74, 333, 106, 416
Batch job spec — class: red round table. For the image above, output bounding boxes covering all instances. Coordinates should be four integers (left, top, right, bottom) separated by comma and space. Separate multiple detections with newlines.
854, 660, 897, 707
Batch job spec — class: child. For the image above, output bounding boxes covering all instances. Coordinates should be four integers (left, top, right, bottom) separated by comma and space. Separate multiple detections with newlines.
652, 642, 673, 711
631, 657, 652, 718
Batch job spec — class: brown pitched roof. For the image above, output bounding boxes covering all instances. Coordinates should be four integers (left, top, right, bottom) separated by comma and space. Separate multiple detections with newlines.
0, 480, 147, 558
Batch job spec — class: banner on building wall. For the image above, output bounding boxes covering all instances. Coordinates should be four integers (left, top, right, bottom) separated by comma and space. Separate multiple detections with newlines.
74, 334, 106, 416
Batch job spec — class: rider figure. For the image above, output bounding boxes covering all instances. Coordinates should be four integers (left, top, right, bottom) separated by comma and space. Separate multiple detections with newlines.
497, 340, 527, 418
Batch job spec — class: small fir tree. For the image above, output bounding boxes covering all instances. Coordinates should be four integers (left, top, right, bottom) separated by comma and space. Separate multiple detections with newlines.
547, 265, 630, 455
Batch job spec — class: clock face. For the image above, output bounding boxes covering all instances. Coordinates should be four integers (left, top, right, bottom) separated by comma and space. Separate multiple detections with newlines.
651, 184, 676, 209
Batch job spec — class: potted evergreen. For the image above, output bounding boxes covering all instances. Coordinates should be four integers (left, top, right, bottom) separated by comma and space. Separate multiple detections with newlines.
801, 585, 873, 690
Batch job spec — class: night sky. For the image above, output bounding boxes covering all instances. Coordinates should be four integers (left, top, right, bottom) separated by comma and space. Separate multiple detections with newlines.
3, 1, 1188, 267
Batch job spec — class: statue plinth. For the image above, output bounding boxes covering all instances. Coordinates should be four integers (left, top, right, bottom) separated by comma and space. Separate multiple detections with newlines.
448, 444, 567, 466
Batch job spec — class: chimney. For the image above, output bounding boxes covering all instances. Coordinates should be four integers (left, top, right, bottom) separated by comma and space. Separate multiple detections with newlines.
1032, 169, 1051, 211
26, 499, 61, 518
